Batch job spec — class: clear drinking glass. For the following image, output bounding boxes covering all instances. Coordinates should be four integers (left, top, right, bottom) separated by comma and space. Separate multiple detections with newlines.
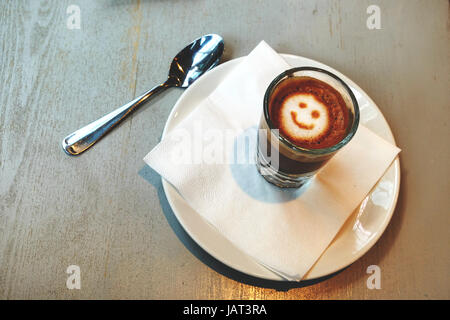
256, 67, 360, 188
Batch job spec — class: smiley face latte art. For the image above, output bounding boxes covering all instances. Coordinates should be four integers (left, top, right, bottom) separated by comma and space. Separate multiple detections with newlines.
269, 76, 350, 149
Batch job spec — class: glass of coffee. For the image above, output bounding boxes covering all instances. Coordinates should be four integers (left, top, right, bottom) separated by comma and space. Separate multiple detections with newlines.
256, 67, 360, 188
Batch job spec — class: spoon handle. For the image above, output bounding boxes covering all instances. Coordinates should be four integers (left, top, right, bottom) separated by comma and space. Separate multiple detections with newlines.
62, 82, 170, 155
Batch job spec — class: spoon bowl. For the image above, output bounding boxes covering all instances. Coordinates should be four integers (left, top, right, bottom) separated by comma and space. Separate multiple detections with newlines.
62, 34, 224, 156
168, 34, 224, 87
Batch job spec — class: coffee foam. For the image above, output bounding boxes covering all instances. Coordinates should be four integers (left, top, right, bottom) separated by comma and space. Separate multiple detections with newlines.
268, 76, 350, 149
278, 93, 330, 143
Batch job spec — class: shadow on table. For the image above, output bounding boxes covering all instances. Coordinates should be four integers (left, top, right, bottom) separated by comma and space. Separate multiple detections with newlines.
138, 165, 345, 291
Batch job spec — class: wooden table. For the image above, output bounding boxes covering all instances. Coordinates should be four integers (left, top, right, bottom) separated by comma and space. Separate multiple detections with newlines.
0, 0, 448, 299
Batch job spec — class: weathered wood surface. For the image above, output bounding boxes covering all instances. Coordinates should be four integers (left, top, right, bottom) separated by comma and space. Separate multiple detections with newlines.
0, 0, 449, 299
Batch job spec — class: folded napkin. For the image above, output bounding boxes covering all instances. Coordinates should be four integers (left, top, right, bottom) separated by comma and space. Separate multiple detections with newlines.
144, 41, 401, 281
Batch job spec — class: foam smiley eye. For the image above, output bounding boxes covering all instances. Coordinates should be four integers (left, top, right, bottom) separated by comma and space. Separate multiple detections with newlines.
280, 93, 329, 140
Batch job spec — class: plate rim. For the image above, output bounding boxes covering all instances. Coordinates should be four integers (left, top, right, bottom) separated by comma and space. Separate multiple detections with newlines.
160, 53, 401, 281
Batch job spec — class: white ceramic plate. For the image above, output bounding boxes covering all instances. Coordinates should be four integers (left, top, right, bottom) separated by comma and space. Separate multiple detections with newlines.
161, 54, 400, 281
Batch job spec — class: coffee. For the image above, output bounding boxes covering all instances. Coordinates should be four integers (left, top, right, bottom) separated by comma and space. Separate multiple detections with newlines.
256, 67, 359, 188
268, 76, 350, 149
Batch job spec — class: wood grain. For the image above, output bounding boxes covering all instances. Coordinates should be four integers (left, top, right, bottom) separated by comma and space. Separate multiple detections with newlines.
0, 0, 449, 299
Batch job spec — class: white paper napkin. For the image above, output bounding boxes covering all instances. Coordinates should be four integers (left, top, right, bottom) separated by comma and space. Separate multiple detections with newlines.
144, 41, 401, 281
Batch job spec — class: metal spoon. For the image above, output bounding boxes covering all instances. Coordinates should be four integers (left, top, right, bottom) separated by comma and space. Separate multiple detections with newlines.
62, 34, 224, 155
